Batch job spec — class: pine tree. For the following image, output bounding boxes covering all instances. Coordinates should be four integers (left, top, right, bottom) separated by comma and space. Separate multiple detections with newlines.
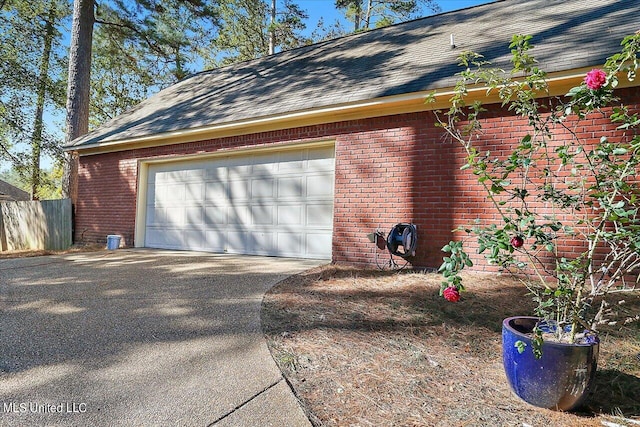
63, 0, 219, 200
207, 0, 309, 67
0, 0, 69, 199
335, 0, 440, 32
62, 0, 93, 201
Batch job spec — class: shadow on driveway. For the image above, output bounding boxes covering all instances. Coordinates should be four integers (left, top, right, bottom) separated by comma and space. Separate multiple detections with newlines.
0, 249, 324, 426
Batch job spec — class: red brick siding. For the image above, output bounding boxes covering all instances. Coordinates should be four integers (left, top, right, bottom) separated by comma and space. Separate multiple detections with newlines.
75, 86, 640, 271
440, 87, 640, 272
76, 152, 138, 246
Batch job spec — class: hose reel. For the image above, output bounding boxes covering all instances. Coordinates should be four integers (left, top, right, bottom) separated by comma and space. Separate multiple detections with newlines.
386, 223, 417, 259
368, 222, 418, 270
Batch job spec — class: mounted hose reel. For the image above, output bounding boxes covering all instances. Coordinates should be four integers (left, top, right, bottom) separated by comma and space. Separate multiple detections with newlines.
368, 222, 418, 270
386, 223, 417, 259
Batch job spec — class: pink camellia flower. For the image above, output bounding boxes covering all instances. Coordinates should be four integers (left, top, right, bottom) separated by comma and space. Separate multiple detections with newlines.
443, 286, 461, 302
584, 69, 607, 90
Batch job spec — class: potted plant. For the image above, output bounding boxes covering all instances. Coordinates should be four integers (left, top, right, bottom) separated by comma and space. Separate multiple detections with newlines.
435, 33, 640, 411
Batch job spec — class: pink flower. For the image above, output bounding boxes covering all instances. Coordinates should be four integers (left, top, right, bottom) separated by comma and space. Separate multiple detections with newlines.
584, 69, 607, 90
443, 286, 461, 302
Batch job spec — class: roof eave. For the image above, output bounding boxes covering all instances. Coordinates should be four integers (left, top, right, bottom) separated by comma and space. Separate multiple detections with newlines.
67, 67, 634, 156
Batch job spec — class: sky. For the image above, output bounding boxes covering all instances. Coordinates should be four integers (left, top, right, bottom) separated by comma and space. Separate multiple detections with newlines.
300, 0, 495, 29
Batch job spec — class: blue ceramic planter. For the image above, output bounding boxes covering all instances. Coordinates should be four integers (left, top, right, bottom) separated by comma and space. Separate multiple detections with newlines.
502, 316, 599, 411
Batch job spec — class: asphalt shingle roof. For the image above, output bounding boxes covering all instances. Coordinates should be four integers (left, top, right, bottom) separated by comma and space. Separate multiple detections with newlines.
0, 179, 29, 201
66, 0, 640, 149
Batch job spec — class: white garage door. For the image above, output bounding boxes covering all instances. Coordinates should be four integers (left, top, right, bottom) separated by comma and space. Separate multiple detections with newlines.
144, 146, 334, 259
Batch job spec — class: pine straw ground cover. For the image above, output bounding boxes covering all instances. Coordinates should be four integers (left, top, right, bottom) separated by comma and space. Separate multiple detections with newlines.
0, 244, 105, 259
262, 266, 640, 427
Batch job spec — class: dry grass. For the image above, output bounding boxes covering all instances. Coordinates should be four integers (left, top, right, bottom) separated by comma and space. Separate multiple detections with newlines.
262, 265, 640, 427
0, 244, 105, 259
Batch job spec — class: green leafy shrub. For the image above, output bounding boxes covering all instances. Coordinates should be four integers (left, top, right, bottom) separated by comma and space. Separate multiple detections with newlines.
434, 33, 640, 352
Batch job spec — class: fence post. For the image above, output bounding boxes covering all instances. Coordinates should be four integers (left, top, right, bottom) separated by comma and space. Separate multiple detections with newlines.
0, 205, 6, 251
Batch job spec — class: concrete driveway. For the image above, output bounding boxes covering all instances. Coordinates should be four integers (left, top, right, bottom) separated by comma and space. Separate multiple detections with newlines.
0, 249, 324, 426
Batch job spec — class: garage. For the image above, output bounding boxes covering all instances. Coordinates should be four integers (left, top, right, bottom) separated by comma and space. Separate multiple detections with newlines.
141, 145, 335, 259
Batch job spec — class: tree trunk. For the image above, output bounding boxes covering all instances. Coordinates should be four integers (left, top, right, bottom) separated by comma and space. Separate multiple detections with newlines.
268, 0, 276, 55
31, 0, 58, 200
62, 0, 94, 202
353, 0, 363, 31
364, 0, 372, 30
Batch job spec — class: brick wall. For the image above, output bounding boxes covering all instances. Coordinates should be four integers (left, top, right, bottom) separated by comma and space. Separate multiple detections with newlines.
75, 86, 640, 271
76, 151, 138, 246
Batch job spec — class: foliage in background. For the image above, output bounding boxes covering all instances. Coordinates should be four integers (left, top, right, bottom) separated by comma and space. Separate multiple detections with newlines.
2, 0, 443, 198
0, 0, 70, 199
334, 0, 440, 32
435, 33, 640, 352
0, 165, 63, 200
89, 0, 219, 125
207, 0, 309, 67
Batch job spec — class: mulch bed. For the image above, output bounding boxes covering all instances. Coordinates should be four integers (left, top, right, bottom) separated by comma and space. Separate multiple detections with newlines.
262, 265, 640, 427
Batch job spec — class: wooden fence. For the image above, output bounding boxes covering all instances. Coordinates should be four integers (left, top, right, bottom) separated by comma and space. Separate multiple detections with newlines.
0, 199, 72, 251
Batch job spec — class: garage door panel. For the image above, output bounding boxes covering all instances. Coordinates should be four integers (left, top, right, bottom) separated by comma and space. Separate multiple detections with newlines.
152, 185, 168, 205
205, 181, 227, 201
185, 206, 204, 225
204, 206, 226, 224
157, 170, 184, 183
277, 177, 303, 199
164, 229, 185, 248
307, 149, 335, 171
251, 178, 275, 199
164, 184, 185, 202
146, 207, 159, 226
205, 166, 226, 181
146, 182, 158, 203
154, 172, 169, 184
307, 174, 334, 198
144, 146, 334, 258
251, 231, 275, 254
183, 169, 204, 181
166, 207, 185, 225
306, 233, 332, 258
185, 183, 204, 201
228, 206, 250, 225
276, 232, 303, 256
229, 179, 249, 201
183, 229, 205, 250
145, 228, 163, 246
227, 160, 252, 178
205, 229, 226, 251
307, 203, 333, 226
252, 161, 277, 176
251, 204, 275, 225
151, 228, 183, 248
277, 205, 302, 225
308, 146, 334, 161
277, 151, 305, 171
227, 230, 247, 253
